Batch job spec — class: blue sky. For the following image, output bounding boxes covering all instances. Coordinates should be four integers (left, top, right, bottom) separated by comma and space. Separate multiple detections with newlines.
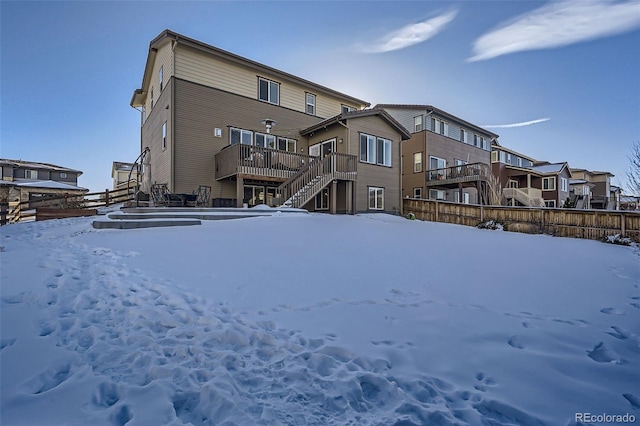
2, 1, 639, 193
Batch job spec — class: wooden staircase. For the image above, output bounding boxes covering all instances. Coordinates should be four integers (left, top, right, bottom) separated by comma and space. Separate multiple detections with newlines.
278, 153, 357, 209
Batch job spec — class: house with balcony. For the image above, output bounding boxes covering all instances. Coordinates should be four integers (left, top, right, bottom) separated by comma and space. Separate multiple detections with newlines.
376, 104, 497, 205
131, 30, 410, 214
570, 169, 618, 210
491, 147, 572, 207
0, 158, 87, 206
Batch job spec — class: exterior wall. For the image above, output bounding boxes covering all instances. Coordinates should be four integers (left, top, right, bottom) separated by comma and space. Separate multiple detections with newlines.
174, 44, 361, 120
172, 77, 321, 195
141, 76, 173, 190
347, 116, 402, 214
383, 107, 430, 133
143, 41, 174, 123
8, 167, 78, 185
401, 133, 426, 198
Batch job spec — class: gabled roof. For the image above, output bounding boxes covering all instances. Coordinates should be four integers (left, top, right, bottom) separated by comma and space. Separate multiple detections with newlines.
132, 30, 370, 109
374, 103, 499, 140
0, 158, 82, 175
300, 108, 412, 140
528, 162, 572, 178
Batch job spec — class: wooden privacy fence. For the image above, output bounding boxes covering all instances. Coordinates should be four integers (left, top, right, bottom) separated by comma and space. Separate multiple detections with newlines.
403, 198, 640, 243
1, 186, 135, 225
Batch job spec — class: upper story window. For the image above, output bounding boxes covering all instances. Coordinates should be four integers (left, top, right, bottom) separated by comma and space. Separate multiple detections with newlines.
432, 118, 448, 136
359, 133, 391, 167
517, 157, 523, 167
26, 169, 38, 179
159, 66, 163, 92
60, 172, 67, 179
561, 177, 568, 192
230, 128, 253, 145
474, 134, 487, 149
162, 121, 167, 150
258, 77, 279, 105
461, 129, 469, 144
305, 93, 316, 115
413, 152, 423, 173
150, 86, 154, 109
342, 105, 356, 114
414, 115, 423, 132
542, 177, 556, 191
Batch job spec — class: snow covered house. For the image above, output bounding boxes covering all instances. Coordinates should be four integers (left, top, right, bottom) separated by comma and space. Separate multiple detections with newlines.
130, 30, 410, 214
376, 104, 497, 205
0, 158, 87, 207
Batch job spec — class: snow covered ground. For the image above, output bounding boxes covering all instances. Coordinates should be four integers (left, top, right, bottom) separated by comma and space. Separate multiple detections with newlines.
1, 211, 639, 425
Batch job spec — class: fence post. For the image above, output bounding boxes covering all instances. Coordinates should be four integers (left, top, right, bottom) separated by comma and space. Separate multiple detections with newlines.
105, 189, 110, 206
0, 202, 7, 226
435, 200, 439, 223
621, 213, 625, 237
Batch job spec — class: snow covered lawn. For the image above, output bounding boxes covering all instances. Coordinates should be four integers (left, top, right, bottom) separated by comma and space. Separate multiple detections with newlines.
1, 212, 639, 425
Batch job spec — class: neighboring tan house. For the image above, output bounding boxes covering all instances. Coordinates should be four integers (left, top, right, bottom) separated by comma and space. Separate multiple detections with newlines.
130, 30, 410, 213
569, 179, 594, 209
491, 147, 572, 207
570, 169, 617, 210
112, 161, 140, 190
376, 104, 497, 204
0, 159, 87, 207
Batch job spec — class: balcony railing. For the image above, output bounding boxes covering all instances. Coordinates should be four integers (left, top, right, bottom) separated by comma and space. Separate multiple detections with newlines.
425, 162, 491, 186
215, 144, 313, 180
503, 187, 544, 207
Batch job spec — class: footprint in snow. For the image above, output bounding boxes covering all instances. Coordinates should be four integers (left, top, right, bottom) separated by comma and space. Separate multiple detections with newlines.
600, 307, 624, 315
606, 326, 631, 340
474, 372, 496, 392
587, 342, 622, 364
507, 336, 525, 349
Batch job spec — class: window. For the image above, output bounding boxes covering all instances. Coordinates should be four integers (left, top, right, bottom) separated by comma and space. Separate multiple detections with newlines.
432, 118, 448, 136
429, 156, 446, 180
368, 187, 384, 210
150, 86, 154, 109
454, 192, 469, 204
461, 129, 469, 144
544, 200, 556, 208
277, 137, 296, 152
258, 77, 279, 105
60, 172, 67, 179
26, 170, 38, 179
413, 152, 423, 173
162, 121, 167, 150
230, 128, 253, 145
413, 187, 422, 198
561, 177, 568, 192
414, 115, 423, 132
542, 177, 556, 191
315, 187, 329, 210
429, 189, 445, 200
255, 133, 276, 148
491, 151, 499, 162
509, 180, 519, 188
474, 134, 487, 149
499, 151, 507, 163
359, 133, 391, 166
342, 105, 356, 114
377, 138, 392, 167
159, 66, 163, 92
517, 157, 523, 167
306, 93, 316, 115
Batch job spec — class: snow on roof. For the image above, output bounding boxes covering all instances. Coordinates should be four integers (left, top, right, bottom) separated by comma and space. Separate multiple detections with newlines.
528, 163, 566, 174
15, 180, 88, 191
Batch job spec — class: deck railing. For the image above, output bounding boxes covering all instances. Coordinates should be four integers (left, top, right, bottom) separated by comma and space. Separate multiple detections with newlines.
425, 162, 491, 186
215, 144, 313, 180
504, 187, 545, 207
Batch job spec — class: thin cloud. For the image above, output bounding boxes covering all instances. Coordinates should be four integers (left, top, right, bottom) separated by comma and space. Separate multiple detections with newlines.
482, 118, 551, 128
358, 9, 457, 53
469, 0, 640, 62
